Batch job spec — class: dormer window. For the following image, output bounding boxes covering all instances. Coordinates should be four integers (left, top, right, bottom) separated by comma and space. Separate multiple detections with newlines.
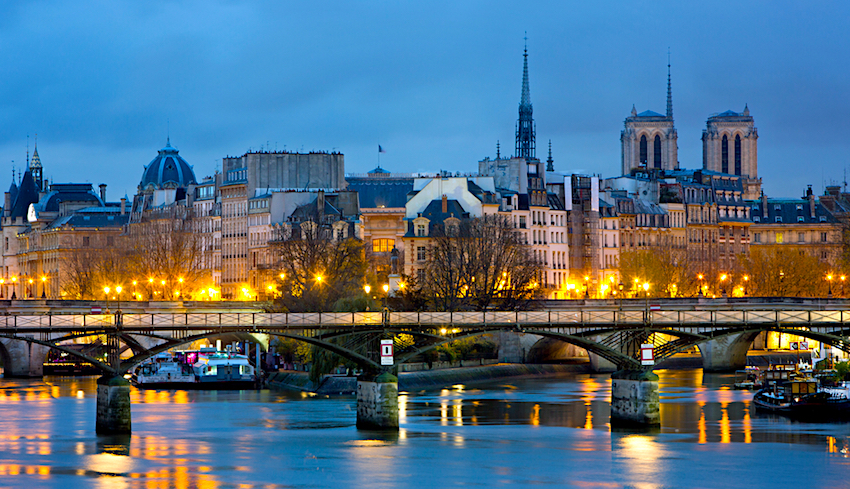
819, 216, 827, 222
774, 204, 781, 211
796, 204, 803, 211
775, 216, 782, 223
797, 216, 804, 222
754, 216, 760, 222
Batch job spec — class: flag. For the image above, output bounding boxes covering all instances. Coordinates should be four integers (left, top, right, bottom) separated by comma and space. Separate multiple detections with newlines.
378, 145, 386, 153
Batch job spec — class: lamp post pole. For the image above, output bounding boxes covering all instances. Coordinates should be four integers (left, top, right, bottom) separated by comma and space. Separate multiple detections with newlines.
827, 274, 834, 299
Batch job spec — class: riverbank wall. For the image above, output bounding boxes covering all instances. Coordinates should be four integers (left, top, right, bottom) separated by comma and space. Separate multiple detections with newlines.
267, 363, 589, 395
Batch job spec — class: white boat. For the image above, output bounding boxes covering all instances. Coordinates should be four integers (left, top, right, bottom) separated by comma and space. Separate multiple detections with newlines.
134, 352, 197, 389
192, 348, 256, 388
133, 347, 258, 389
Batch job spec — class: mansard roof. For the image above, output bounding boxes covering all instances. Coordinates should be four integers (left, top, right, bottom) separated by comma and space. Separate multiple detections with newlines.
749, 199, 838, 224
346, 177, 413, 209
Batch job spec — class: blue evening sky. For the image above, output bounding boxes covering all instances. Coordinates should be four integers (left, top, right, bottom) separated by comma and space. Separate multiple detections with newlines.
0, 1, 847, 199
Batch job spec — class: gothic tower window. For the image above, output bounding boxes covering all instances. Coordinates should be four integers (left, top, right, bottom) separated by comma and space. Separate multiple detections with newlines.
721, 135, 729, 173
734, 134, 742, 175
653, 135, 662, 169
639, 135, 648, 166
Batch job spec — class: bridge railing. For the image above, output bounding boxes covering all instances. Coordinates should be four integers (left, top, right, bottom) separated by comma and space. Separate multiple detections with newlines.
1, 309, 850, 330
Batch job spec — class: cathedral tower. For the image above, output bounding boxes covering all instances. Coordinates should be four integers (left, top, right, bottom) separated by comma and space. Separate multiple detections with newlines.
515, 40, 535, 160
620, 62, 678, 174
702, 105, 760, 198
30, 137, 43, 192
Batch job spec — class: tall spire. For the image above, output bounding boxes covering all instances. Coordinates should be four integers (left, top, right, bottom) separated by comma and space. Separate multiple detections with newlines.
666, 50, 673, 120
30, 133, 42, 192
516, 33, 536, 160
546, 140, 554, 172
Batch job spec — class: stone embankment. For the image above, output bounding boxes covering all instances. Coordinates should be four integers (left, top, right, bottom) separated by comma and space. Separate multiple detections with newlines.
267, 363, 588, 395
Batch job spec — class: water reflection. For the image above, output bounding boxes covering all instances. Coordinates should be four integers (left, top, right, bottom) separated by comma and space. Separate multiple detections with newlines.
1, 370, 850, 487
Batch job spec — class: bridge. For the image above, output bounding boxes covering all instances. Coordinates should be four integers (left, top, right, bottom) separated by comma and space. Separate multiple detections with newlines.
0, 299, 848, 432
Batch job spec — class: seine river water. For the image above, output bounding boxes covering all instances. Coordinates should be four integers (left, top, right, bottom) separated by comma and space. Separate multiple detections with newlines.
0, 369, 849, 488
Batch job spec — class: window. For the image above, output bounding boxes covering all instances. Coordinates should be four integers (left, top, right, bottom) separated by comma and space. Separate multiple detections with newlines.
776, 232, 784, 244
639, 135, 648, 166
416, 224, 426, 237
417, 246, 426, 261
820, 216, 827, 222
734, 134, 742, 175
754, 216, 760, 222
774, 204, 781, 211
822, 232, 828, 242
372, 238, 394, 253
653, 135, 662, 168
798, 232, 805, 243
721, 135, 729, 173
83, 236, 90, 247
775, 216, 782, 223
416, 268, 425, 283
796, 204, 803, 211
519, 216, 527, 229
754, 232, 761, 243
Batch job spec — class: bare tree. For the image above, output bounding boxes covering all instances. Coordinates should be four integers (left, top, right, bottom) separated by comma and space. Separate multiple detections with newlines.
272, 220, 366, 312
124, 211, 209, 300
424, 215, 541, 311
62, 247, 102, 299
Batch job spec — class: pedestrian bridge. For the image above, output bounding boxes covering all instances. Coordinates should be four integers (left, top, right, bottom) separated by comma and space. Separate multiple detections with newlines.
1, 301, 848, 434
0, 306, 848, 375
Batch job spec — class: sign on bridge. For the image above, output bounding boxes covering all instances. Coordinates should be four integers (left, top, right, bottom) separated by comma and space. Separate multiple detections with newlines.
380, 339, 394, 366
641, 343, 655, 366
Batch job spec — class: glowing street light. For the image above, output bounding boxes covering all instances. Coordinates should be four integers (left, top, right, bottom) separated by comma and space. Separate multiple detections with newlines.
364, 284, 371, 295
827, 273, 834, 298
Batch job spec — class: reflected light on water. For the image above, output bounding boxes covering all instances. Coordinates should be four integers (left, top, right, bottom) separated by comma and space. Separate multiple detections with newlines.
399, 394, 408, 423
697, 402, 706, 444
743, 405, 752, 444
720, 402, 730, 444
530, 403, 540, 426
617, 435, 664, 482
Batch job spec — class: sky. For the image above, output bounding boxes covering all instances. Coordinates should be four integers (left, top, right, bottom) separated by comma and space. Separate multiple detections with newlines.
1, 1, 848, 200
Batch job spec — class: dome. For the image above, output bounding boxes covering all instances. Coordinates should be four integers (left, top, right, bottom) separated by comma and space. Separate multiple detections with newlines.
139, 139, 197, 191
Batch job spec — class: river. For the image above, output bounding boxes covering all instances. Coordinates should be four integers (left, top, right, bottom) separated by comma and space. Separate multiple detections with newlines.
0, 369, 848, 488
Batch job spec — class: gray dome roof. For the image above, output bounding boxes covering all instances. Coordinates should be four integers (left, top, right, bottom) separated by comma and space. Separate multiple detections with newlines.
139, 139, 197, 191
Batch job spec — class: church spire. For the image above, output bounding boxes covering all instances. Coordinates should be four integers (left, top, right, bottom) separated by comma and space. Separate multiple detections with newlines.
546, 140, 554, 172
30, 134, 42, 192
666, 51, 673, 120
516, 33, 536, 160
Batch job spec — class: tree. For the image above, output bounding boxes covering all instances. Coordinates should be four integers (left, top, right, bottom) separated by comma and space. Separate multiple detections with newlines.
423, 214, 542, 311
123, 212, 209, 300
272, 220, 366, 312
741, 247, 828, 297
617, 248, 693, 297
62, 246, 102, 299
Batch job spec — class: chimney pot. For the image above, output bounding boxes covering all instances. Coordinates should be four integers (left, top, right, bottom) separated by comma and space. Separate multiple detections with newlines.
99, 184, 107, 202
441, 194, 448, 213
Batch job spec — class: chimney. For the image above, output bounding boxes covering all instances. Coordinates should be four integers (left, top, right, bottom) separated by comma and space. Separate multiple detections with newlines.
441, 194, 447, 213
120, 197, 126, 215
761, 192, 768, 219
808, 185, 816, 219
99, 183, 107, 202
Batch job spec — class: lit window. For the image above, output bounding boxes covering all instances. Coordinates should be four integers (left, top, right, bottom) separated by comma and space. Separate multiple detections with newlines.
372, 238, 394, 253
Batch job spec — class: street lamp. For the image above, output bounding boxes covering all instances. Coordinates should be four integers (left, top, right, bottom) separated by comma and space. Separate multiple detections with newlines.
697, 273, 704, 298
743, 275, 749, 296
10, 276, 17, 300
618, 281, 624, 311
103, 286, 111, 312
364, 284, 371, 295
27, 278, 34, 299
720, 273, 728, 297
584, 276, 590, 299
841, 275, 847, 298
40, 276, 46, 299
827, 274, 834, 299
642, 282, 650, 320
115, 286, 123, 313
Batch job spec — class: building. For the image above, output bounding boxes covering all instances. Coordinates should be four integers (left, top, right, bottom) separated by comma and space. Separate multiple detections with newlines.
346, 167, 414, 282
620, 63, 678, 174
702, 107, 761, 199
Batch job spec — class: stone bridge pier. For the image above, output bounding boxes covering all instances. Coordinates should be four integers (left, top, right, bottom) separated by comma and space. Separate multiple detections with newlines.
0, 337, 51, 377
698, 332, 761, 372
356, 371, 399, 430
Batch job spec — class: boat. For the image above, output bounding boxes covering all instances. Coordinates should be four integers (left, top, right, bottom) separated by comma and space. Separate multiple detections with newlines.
753, 369, 850, 419
133, 352, 198, 389
733, 367, 761, 390
192, 347, 256, 388
132, 347, 257, 389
